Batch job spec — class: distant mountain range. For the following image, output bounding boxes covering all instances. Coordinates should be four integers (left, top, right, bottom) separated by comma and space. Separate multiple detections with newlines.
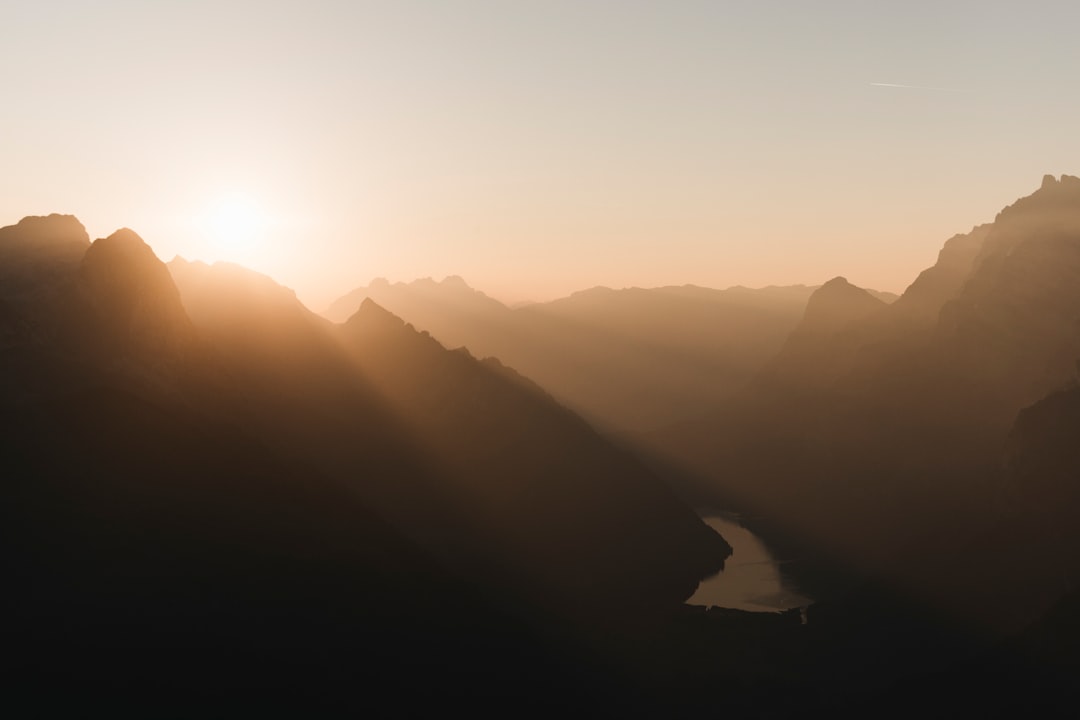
324, 277, 896, 434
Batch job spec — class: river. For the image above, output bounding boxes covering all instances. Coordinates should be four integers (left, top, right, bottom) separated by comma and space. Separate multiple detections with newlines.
688, 515, 812, 612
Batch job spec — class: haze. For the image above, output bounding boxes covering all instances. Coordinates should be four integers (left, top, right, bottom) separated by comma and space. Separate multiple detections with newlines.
4, 1, 1079, 308
7, 2, 1080, 712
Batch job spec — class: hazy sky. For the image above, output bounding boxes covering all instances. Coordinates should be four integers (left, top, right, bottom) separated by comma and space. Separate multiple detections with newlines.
3, 1, 1078, 308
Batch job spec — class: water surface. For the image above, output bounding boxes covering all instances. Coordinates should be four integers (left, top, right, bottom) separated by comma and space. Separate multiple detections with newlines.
688, 515, 812, 612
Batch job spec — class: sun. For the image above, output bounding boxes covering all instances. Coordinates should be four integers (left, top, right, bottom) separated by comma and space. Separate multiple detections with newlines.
200, 193, 267, 264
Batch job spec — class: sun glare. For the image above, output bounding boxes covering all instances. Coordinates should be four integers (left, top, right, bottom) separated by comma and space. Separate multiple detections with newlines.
199, 193, 267, 264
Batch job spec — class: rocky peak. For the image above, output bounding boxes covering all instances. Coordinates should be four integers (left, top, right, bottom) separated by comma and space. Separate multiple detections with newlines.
78, 228, 195, 358
993, 174, 1080, 229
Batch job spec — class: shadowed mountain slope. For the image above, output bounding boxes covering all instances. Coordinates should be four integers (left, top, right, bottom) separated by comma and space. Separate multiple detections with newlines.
1, 228, 507, 708
169, 258, 730, 613
651, 175, 1080, 629
1, 218, 731, 712
338, 298, 731, 606
325, 278, 822, 433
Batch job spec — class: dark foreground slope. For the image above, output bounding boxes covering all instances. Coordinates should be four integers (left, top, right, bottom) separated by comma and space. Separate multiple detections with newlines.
168, 259, 730, 614
0, 219, 544, 711
0, 216, 732, 713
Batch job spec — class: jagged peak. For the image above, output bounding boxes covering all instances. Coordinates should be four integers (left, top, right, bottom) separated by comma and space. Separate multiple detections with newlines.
1039, 173, 1080, 189
1037, 173, 1080, 191
994, 173, 1080, 224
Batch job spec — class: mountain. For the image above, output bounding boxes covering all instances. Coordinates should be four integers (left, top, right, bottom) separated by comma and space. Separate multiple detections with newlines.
6, 188, 1080, 712
325, 278, 823, 433
169, 258, 731, 612
889, 224, 991, 327
337, 297, 730, 605
1, 218, 731, 711
797, 277, 887, 334
0, 214, 90, 346
0, 213, 89, 284
0, 225, 489, 709
764, 276, 889, 388
650, 175, 1080, 626
325, 274, 510, 328
933, 175, 1080, 416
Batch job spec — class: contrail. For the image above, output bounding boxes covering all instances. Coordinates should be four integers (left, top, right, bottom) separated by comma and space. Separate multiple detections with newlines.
870, 82, 972, 93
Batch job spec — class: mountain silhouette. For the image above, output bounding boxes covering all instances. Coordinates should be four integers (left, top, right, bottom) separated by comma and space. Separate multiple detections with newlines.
169, 258, 731, 612
338, 296, 731, 605
797, 276, 886, 333
889, 224, 991, 326
325, 278, 829, 433
6, 177, 1080, 713
1, 218, 731, 712
652, 175, 1080, 629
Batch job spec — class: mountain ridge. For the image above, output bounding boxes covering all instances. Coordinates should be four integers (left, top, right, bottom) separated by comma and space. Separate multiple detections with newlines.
649, 174, 1080, 629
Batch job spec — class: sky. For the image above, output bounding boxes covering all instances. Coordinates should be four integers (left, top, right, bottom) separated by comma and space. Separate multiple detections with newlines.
2, 1, 1079, 309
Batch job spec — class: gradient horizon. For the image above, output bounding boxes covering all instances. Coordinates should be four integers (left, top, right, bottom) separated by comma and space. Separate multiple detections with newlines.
3, 1, 1078, 308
